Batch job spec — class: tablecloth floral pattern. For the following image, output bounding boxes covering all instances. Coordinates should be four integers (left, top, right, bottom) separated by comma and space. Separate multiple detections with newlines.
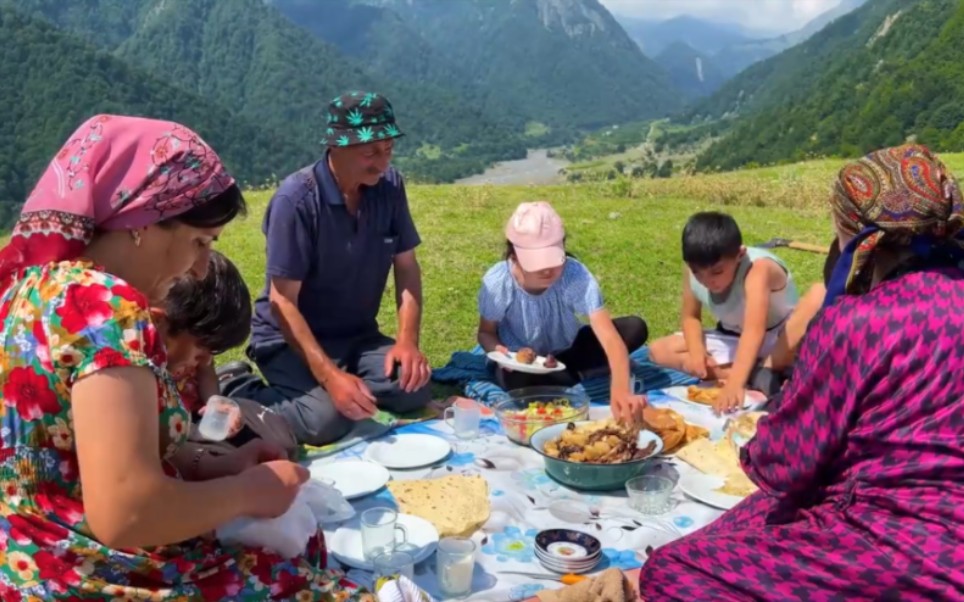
312, 393, 750, 601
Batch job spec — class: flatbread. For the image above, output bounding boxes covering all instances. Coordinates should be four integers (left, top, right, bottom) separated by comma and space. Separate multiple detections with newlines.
676, 437, 759, 498
387, 475, 490, 538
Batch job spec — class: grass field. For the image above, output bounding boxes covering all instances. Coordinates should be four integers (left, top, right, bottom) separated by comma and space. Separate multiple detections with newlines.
212, 154, 931, 367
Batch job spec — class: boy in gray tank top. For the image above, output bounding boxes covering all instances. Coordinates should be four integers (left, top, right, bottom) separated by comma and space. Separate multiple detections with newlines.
649, 212, 800, 413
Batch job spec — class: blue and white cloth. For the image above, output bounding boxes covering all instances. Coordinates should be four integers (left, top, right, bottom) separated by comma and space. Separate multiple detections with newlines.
432, 346, 698, 406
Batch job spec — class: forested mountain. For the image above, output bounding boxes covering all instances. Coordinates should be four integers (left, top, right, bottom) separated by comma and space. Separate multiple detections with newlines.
694, 0, 964, 172
711, 0, 870, 77
14, 0, 535, 184
0, 4, 317, 227
618, 16, 755, 58
298, 0, 681, 129
654, 42, 726, 99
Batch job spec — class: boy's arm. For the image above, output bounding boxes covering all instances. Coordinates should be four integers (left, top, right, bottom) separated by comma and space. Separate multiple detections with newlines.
717, 260, 778, 411
680, 268, 707, 375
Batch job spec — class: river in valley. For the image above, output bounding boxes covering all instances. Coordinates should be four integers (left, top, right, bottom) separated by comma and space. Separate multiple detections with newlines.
455, 148, 569, 186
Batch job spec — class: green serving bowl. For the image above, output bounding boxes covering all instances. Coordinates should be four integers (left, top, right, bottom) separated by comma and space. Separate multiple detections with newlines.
530, 421, 664, 491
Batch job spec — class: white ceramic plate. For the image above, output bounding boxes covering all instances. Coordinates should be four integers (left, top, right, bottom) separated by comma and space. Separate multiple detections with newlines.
678, 472, 746, 510
326, 513, 440, 571
663, 386, 758, 410
308, 460, 390, 500
486, 350, 566, 374
363, 434, 452, 469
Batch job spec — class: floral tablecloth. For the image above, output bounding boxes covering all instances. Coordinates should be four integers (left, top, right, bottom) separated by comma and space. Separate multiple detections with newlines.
311, 392, 752, 601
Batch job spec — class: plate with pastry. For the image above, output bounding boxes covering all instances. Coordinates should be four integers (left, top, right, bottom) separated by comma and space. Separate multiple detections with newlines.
486, 347, 567, 374
663, 384, 757, 410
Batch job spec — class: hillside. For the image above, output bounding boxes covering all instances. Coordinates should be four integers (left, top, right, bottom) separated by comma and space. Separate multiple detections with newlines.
686, 0, 906, 122
713, 0, 869, 77
344, 0, 681, 129
696, 0, 964, 171
619, 15, 754, 58
12, 0, 528, 183
217, 163, 857, 366
0, 4, 316, 227
655, 42, 727, 98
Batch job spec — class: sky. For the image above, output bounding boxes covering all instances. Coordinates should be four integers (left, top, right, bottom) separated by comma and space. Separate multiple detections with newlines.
598, 0, 846, 35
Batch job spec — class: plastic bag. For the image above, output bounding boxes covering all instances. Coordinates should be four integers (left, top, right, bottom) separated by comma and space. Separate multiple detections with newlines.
299, 479, 355, 524
216, 479, 355, 558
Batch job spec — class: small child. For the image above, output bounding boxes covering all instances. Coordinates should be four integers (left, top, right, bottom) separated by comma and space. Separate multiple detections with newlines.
152, 250, 296, 456
155, 250, 252, 413
476, 201, 648, 423
650, 211, 800, 412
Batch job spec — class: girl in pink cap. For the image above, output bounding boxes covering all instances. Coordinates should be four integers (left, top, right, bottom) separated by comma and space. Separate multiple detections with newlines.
477, 201, 648, 422
0, 115, 373, 600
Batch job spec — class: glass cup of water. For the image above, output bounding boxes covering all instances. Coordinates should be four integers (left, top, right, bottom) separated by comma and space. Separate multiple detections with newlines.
373, 550, 415, 581
443, 398, 481, 440
436, 536, 476, 598
361, 507, 408, 560
197, 395, 240, 441
626, 475, 674, 515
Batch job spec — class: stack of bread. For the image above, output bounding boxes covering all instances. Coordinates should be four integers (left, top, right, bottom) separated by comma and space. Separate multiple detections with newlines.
675, 412, 768, 498
387, 475, 491, 538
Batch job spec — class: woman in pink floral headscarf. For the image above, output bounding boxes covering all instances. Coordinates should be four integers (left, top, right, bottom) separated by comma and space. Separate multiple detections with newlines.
0, 115, 373, 600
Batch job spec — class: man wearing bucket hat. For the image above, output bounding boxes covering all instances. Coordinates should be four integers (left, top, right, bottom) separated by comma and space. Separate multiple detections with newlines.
223, 91, 432, 446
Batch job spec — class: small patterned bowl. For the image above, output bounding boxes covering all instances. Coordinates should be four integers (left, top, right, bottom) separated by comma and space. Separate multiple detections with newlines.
535, 529, 602, 560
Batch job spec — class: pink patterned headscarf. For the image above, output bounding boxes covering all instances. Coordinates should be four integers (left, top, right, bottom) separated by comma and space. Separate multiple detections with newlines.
0, 114, 235, 286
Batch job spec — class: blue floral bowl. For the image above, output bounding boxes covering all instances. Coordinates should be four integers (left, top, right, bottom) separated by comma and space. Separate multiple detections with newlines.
535, 529, 602, 559
530, 421, 664, 491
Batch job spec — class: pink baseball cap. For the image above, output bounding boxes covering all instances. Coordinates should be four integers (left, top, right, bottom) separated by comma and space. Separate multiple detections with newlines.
505, 201, 566, 272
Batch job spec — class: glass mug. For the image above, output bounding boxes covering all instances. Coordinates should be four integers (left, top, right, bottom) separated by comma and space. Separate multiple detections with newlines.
361, 507, 408, 560
443, 398, 481, 440
436, 536, 476, 598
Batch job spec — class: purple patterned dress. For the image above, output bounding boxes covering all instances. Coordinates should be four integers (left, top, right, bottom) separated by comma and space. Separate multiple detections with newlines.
640, 267, 964, 601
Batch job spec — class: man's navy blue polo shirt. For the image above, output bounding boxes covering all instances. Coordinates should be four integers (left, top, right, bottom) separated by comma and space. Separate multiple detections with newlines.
250, 150, 421, 347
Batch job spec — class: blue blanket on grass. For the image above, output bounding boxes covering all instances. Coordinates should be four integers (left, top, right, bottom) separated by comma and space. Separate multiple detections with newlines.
432, 345, 698, 406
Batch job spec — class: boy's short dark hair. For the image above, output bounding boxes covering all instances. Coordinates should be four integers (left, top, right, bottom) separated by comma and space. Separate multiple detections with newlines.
681, 212, 743, 267
163, 250, 251, 355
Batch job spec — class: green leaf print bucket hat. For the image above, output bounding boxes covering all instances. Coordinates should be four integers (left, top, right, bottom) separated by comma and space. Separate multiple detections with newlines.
322, 91, 404, 147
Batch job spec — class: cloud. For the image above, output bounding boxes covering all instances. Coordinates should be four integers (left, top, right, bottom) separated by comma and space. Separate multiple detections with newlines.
598, 0, 845, 34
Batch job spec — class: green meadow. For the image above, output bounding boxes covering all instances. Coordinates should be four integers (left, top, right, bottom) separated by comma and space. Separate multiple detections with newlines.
217, 152, 964, 367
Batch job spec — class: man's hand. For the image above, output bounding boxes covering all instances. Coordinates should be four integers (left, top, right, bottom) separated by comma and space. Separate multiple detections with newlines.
611, 389, 647, 425
326, 370, 378, 420
384, 341, 431, 393
713, 382, 745, 415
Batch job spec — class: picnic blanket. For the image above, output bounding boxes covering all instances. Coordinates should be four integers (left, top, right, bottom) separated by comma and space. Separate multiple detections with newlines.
309, 391, 742, 601
432, 346, 698, 406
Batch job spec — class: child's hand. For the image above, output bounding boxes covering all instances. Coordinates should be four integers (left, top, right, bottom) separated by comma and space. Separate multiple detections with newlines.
683, 354, 709, 379
199, 403, 243, 438
611, 390, 646, 425
713, 382, 745, 415
494, 345, 514, 372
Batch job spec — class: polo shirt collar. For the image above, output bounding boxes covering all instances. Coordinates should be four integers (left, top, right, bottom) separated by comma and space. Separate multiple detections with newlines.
317, 149, 346, 206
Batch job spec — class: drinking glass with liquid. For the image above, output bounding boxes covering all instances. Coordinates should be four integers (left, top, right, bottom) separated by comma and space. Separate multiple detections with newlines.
443, 398, 481, 440
197, 395, 240, 441
436, 536, 476, 598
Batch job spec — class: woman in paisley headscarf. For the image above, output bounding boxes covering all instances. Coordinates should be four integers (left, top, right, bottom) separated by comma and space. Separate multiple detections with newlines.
639, 145, 964, 601
0, 115, 373, 600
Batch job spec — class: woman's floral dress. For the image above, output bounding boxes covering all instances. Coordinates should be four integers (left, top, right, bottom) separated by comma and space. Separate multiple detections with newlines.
0, 260, 373, 601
